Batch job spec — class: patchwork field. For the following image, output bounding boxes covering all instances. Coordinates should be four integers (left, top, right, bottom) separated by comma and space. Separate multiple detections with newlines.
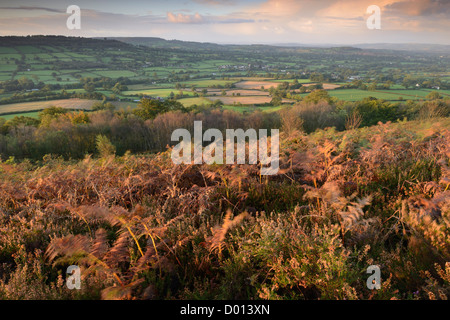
0, 111, 40, 120
178, 97, 212, 107
0, 99, 100, 115
213, 96, 295, 105
222, 104, 283, 113
124, 88, 197, 97
326, 89, 418, 101
235, 80, 281, 90
223, 89, 270, 96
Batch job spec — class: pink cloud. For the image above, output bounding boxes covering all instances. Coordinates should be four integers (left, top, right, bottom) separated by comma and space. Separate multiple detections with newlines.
167, 12, 203, 24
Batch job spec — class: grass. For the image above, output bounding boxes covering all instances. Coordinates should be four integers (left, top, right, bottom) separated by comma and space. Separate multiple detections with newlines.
214, 96, 294, 105
180, 79, 239, 87
327, 88, 450, 101
222, 104, 283, 113
92, 70, 137, 78
0, 48, 19, 54
178, 97, 211, 107
0, 111, 40, 120
0, 65, 17, 72
15, 45, 44, 54
0, 73, 11, 81
124, 88, 196, 97
273, 79, 312, 83
327, 89, 420, 101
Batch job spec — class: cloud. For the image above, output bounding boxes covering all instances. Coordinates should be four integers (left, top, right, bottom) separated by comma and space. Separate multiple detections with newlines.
167, 11, 254, 24
167, 12, 204, 23
0, 6, 64, 13
384, 0, 450, 16
0, 0, 449, 44
192, 0, 237, 5
324, 16, 364, 21
288, 19, 315, 33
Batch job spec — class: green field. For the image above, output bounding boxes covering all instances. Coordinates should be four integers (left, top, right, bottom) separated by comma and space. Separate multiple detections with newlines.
124, 88, 197, 97
222, 104, 282, 113
335, 88, 450, 101
15, 45, 43, 53
0, 65, 16, 72
180, 79, 239, 87
93, 70, 137, 78
0, 73, 11, 81
327, 89, 425, 101
273, 79, 312, 83
0, 111, 40, 120
178, 97, 212, 107
0, 47, 18, 54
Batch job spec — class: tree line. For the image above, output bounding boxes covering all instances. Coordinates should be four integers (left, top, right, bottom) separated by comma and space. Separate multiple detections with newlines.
0, 93, 448, 161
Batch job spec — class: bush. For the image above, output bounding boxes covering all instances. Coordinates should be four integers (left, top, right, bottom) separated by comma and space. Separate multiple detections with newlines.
96, 134, 116, 158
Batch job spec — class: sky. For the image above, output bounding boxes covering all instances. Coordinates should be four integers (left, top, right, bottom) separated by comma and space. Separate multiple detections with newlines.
0, 0, 449, 45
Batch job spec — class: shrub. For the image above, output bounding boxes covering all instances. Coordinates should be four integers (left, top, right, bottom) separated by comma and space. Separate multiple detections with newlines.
96, 134, 116, 158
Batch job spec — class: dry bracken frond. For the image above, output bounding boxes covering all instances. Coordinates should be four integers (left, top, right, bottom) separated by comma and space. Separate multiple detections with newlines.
209, 210, 249, 253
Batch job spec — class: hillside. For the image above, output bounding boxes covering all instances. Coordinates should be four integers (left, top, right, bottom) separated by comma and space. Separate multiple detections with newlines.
0, 117, 449, 300
0, 35, 449, 301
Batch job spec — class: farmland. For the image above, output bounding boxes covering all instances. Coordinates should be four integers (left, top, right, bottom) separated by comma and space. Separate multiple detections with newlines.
1, 36, 449, 119
0, 99, 100, 114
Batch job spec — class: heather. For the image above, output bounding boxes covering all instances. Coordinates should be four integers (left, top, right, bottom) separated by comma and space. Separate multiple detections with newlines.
0, 115, 449, 300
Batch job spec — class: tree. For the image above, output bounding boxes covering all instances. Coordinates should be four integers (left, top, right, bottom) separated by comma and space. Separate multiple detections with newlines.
69, 111, 90, 125
345, 110, 362, 130
96, 134, 116, 158
402, 75, 416, 89
280, 107, 304, 135
270, 96, 282, 106
92, 102, 115, 111
368, 83, 377, 91
84, 82, 95, 93
112, 82, 127, 95
5, 116, 40, 128
310, 72, 325, 82
18, 76, 34, 90
39, 106, 68, 127
39, 106, 67, 119
426, 91, 442, 100
132, 98, 186, 120
304, 89, 334, 104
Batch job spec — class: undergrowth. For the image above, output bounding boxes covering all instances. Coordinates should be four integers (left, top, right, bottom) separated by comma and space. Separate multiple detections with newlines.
0, 118, 449, 300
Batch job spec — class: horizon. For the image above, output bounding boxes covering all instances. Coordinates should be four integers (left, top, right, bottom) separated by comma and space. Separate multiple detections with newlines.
2, 34, 448, 48
0, 0, 449, 45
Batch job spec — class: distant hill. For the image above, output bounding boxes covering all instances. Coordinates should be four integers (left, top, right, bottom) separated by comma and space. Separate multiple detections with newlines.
352, 43, 450, 54
100, 37, 226, 51
0, 35, 132, 50
105, 37, 449, 55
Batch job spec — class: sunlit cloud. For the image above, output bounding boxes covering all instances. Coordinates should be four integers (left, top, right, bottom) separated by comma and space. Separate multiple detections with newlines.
384, 0, 450, 17
167, 12, 204, 23
0, 0, 448, 44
